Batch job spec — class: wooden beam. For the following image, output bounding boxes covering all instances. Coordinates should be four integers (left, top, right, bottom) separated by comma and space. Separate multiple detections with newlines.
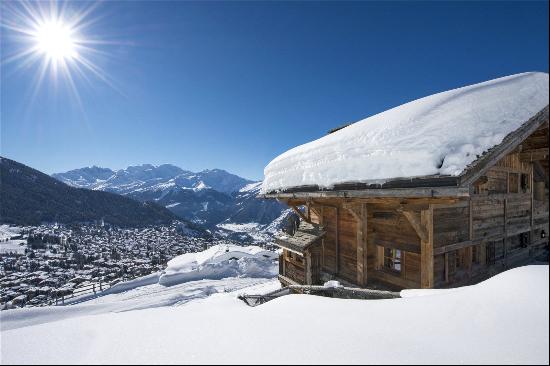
290, 205, 310, 223
533, 161, 549, 187
261, 186, 470, 200
305, 251, 312, 285
399, 209, 428, 243
357, 206, 365, 286
361, 204, 368, 286
342, 203, 367, 286
319, 206, 325, 269
335, 207, 340, 275
420, 205, 434, 289
342, 203, 361, 221
444, 252, 449, 283
434, 240, 474, 256
309, 205, 322, 222
376, 245, 384, 270
504, 198, 508, 266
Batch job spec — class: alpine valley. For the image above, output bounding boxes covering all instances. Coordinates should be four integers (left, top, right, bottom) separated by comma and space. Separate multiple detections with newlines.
52, 164, 291, 242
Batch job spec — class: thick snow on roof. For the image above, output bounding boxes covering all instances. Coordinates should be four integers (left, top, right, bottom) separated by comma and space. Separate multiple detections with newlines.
262, 72, 549, 193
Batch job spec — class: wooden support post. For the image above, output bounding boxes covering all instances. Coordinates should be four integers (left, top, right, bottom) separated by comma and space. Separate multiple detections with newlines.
335, 207, 340, 275
342, 204, 367, 287
503, 198, 508, 266
361, 204, 368, 286
319, 206, 325, 269
343, 203, 369, 287
420, 206, 434, 289
305, 251, 312, 285
376, 246, 384, 270
444, 252, 449, 283
530, 166, 535, 255
468, 200, 473, 277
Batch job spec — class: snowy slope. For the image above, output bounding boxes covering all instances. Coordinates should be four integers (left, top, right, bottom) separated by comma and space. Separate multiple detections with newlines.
1, 265, 548, 364
262, 72, 549, 193
1, 245, 279, 331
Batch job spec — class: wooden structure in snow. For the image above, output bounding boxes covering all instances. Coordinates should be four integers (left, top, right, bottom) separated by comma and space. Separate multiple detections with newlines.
264, 105, 549, 290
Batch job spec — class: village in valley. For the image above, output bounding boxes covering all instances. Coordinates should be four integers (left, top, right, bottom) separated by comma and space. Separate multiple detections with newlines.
0, 222, 254, 309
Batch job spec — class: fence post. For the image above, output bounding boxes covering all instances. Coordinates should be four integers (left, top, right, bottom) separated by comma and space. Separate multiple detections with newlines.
93, 284, 96, 294
99, 281, 103, 292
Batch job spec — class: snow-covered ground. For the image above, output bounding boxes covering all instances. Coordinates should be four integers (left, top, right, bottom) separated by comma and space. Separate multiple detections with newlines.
1, 256, 548, 364
0, 240, 26, 255
262, 72, 549, 192
0, 225, 22, 241
0, 225, 26, 254
158, 244, 278, 286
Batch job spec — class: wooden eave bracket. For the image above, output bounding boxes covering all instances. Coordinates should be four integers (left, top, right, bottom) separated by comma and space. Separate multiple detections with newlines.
342, 203, 362, 221
398, 208, 428, 243
291, 205, 310, 223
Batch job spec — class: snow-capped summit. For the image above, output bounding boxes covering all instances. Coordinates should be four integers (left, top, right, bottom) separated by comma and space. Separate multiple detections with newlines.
54, 164, 252, 195
53, 164, 287, 232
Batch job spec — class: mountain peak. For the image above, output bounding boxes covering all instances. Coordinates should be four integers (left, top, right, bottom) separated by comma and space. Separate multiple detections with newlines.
53, 163, 253, 194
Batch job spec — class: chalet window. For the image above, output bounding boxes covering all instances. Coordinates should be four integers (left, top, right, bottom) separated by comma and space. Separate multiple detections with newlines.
508, 173, 519, 193
520, 174, 530, 193
383, 248, 402, 272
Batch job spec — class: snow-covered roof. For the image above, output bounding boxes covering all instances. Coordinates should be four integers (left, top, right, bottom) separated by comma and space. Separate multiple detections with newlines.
262, 72, 549, 194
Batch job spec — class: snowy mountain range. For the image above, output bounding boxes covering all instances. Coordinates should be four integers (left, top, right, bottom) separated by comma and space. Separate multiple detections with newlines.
52, 164, 290, 241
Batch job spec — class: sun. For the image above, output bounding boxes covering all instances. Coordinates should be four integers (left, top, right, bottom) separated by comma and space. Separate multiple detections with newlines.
1, 0, 119, 101
33, 20, 78, 61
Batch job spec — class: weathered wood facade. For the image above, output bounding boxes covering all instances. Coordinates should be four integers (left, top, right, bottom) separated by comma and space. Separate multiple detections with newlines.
266, 107, 549, 290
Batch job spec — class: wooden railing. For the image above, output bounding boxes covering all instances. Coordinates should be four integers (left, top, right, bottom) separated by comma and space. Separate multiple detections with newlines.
53, 280, 113, 306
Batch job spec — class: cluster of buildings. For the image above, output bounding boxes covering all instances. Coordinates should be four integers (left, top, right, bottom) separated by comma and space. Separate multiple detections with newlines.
0, 221, 249, 309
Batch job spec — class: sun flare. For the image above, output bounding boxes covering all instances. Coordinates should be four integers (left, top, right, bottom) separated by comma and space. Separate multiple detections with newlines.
33, 20, 78, 61
1, 0, 118, 103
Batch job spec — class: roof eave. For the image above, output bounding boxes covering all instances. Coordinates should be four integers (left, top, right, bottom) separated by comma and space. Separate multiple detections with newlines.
261, 185, 469, 199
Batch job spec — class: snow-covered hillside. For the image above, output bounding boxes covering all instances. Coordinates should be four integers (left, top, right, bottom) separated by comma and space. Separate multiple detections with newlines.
1, 258, 548, 364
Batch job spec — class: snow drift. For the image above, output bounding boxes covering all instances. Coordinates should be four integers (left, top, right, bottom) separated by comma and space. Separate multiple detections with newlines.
158, 244, 278, 286
262, 72, 549, 193
1, 265, 548, 364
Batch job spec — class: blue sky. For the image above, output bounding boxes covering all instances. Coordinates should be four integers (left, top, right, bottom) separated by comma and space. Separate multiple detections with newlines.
1, 1, 548, 181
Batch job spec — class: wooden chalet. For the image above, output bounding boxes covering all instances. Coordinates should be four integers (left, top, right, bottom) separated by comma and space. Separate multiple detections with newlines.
263, 97, 549, 291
